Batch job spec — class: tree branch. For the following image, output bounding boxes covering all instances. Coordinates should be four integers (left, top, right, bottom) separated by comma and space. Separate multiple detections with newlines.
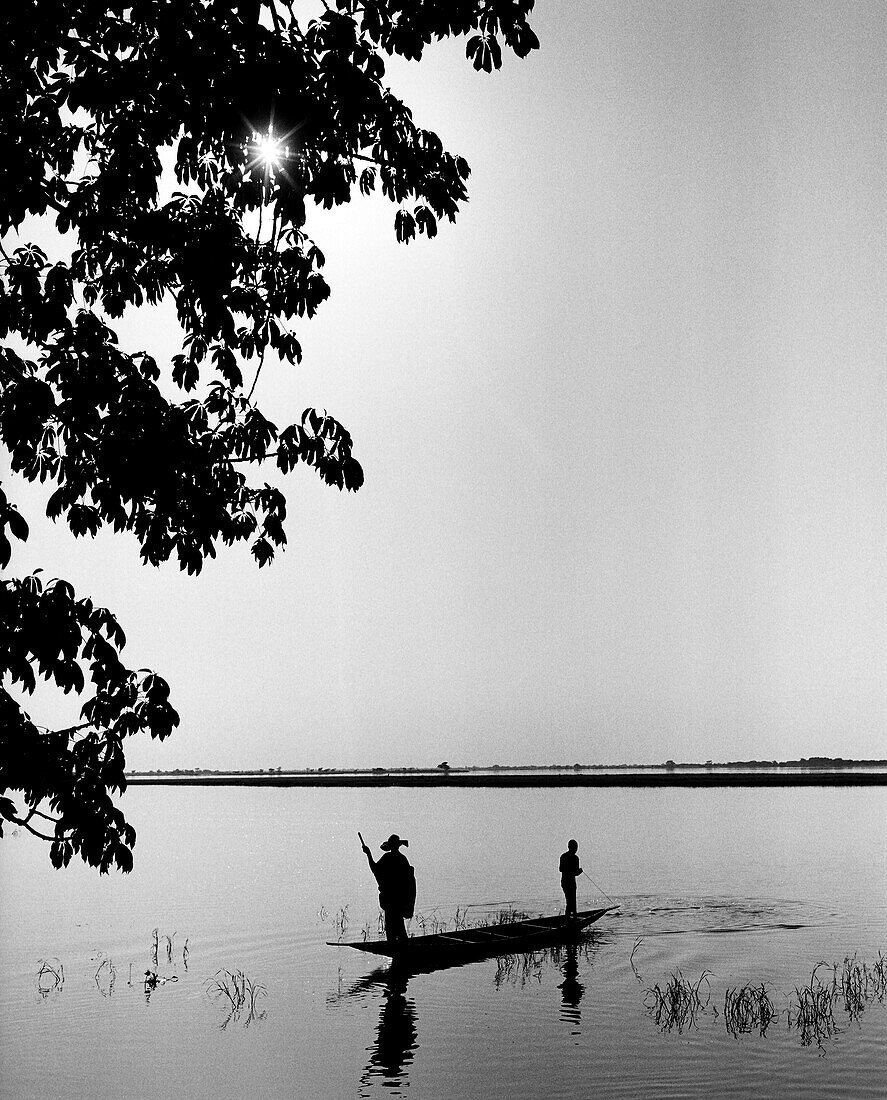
54, 721, 95, 738
218, 449, 280, 464
21, 821, 61, 842
245, 342, 268, 403
265, 0, 284, 34
352, 152, 389, 167
27, 807, 61, 824
8, 812, 68, 843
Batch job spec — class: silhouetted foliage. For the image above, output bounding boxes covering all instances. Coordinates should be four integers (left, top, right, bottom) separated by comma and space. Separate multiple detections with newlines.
0, 0, 539, 870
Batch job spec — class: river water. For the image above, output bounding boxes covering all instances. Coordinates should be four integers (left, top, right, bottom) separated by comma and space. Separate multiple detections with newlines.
1, 785, 885, 1099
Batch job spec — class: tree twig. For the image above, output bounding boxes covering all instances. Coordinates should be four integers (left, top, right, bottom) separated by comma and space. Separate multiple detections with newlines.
245, 341, 268, 403
7, 812, 69, 843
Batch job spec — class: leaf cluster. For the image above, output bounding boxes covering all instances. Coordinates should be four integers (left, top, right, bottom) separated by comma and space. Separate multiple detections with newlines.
0, 571, 179, 872
0, 0, 538, 871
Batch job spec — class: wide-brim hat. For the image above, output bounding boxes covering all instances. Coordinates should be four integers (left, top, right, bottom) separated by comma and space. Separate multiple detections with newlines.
380, 834, 408, 850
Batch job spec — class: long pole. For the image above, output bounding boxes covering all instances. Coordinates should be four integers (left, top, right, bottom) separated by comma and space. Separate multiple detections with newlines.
581, 869, 616, 906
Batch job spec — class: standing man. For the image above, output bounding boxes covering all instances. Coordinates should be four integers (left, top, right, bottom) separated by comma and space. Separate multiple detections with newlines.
559, 839, 582, 919
361, 833, 416, 944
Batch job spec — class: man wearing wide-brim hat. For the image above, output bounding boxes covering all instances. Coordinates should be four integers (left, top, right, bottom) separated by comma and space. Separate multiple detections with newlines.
361, 833, 416, 944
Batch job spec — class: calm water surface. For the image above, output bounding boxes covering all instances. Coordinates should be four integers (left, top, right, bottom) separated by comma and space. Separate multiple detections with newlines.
1, 786, 885, 1099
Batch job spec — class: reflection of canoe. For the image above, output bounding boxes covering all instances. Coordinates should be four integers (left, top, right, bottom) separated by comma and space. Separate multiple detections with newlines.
328, 906, 617, 961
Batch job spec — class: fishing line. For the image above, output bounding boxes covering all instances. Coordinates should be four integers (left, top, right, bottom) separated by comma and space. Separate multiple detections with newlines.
411, 900, 518, 917
581, 870, 617, 906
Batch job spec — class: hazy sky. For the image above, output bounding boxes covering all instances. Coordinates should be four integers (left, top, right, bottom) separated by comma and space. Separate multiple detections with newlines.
7, 1, 887, 769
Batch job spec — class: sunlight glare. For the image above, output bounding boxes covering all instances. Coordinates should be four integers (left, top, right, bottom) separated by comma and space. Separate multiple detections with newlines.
253, 131, 287, 170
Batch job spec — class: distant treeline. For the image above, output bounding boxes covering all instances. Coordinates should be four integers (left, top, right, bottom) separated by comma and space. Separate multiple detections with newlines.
127, 757, 887, 777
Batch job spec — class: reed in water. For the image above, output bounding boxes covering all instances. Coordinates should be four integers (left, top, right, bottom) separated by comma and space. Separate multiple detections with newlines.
643, 970, 713, 1034
723, 983, 777, 1037
204, 969, 267, 1029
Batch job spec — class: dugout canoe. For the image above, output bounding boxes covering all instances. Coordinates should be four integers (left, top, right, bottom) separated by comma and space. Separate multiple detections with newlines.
327, 906, 617, 961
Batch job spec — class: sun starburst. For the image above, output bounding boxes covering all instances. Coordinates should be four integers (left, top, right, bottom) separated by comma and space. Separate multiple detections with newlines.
252, 131, 288, 171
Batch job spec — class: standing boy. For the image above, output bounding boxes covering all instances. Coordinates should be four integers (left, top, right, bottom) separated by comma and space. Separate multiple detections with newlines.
559, 839, 582, 919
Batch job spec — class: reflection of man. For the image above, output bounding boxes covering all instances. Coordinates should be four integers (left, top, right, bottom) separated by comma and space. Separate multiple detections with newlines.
374, 972, 417, 1080
358, 970, 418, 1094
361, 833, 416, 943
559, 839, 582, 919
558, 942, 584, 1028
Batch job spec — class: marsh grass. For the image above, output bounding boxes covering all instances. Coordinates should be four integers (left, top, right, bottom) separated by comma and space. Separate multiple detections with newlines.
786, 954, 887, 1051
788, 964, 837, 1052
641, 952, 886, 1050
332, 906, 350, 940
318, 905, 354, 941
143, 970, 178, 1002
629, 937, 645, 984
323, 897, 541, 942
644, 970, 713, 1034
835, 952, 887, 1020
492, 943, 598, 990
36, 958, 64, 998
94, 956, 117, 998
724, 983, 776, 1038
149, 927, 188, 966
204, 969, 267, 1029
414, 912, 447, 935
493, 950, 548, 989
410, 905, 535, 938
491, 907, 532, 925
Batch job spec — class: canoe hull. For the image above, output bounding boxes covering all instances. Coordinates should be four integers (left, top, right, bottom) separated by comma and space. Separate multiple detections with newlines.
328, 906, 617, 962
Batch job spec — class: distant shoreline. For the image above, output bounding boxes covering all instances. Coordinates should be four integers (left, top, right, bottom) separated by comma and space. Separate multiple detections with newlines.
126, 768, 887, 788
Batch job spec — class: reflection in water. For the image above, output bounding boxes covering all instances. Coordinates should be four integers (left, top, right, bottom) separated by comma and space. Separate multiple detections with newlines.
93, 955, 117, 998
641, 952, 887, 1053
558, 943, 585, 1030
643, 970, 714, 1034
356, 970, 418, 1097
203, 969, 266, 1028
493, 949, 547, 988
723, 982, 776, 1038
143, 969, 178, 1004
36, 958, 65, 1001
336, 933, 606, 1093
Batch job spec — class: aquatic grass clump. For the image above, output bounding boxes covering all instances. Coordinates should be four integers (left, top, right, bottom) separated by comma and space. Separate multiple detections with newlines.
413, 908, 466, 936
94, 956, 118, 998
787, 954, 887, 1052
724, 983, 777, 1037
492, 907, 532, 926
492, 942, 597, 990
835, 953, 887, 1020
788, 964, 837, 1052
644, 970, 712, 1034
629, 937, 645, 984
493, 950, 547, 989
319, 905, 353, 940
321, 900, 541, 943
333, 906, 350, 938
36, 958, 65, 998
204, 969, 267, 1029
143, 970, 178, 1002
150, 927, 189, 967
413, 906, 534, 937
